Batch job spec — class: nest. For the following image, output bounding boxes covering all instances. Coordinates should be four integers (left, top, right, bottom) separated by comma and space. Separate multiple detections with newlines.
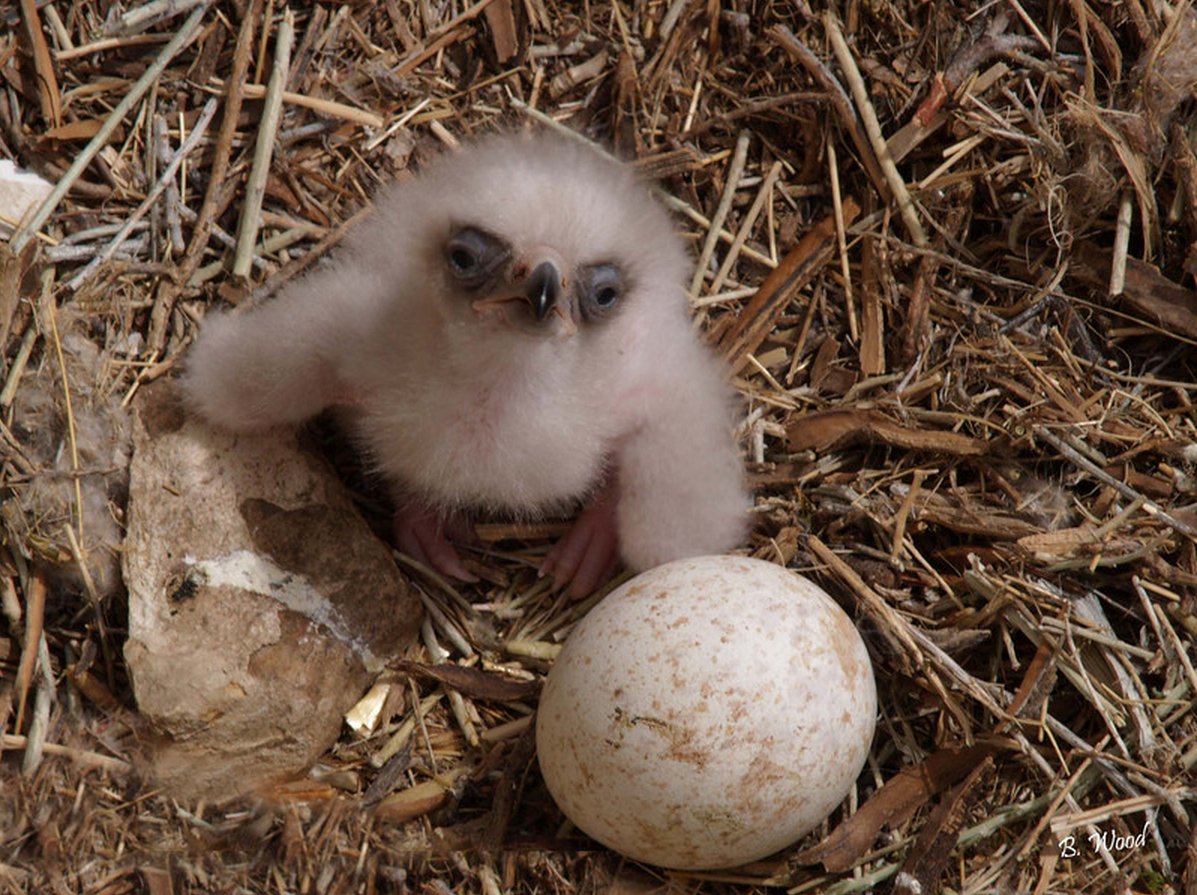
2, 1, 1196, 892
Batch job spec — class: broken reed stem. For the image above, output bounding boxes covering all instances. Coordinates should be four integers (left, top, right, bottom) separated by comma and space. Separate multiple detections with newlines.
690, 130, 751, 298
41, 3, 72, 50
209, 79, 384, 128
105, 0, 208, 36
427, 0, 500, 37
153, 114, 186, 253
66, 98, 218, 291
660, 193, 776, 268
244, 204, 372, 302
395, 27, 473, 78
827, 141, 857, 342
9, 2, 210, 255
0, 325, 37, 407
768, 24, 888, 201
549, 48, 609, 99
13, 572, 47, 734
41, 279, 84, 551
807, 534, 923, 671
233, 7, 294, 278
1110, 191, 1133, 296
188, 223, 305, 285
719, 199, 858, 367
1150, 604, 1197, 694
824, 13, 927, 248
709, 160, 782, 296
174, 0, 261, 286
2, 734, 131, 774
512, 96, 594, 141
21, 637, 54, 776
20, 0, 62, 126
54, 33, 170, 61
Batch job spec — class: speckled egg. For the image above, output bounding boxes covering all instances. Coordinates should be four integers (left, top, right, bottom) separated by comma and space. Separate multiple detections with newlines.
536, 555, 876, 870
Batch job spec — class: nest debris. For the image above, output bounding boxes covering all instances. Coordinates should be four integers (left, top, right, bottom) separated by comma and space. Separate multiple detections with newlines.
1, 1, 1196, 893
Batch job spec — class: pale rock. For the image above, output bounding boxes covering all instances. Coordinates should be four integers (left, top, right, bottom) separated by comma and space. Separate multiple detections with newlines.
123, 381, 421, 801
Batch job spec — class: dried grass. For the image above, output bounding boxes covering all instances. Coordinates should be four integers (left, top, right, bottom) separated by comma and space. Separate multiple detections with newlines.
2, 1, 1196, 893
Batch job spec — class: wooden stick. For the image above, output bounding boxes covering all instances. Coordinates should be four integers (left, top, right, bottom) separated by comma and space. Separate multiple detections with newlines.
41, 3, 72, 50
827, 141, 857, 341
9, 2, 210, 255
0, 324, 37, 407
1, 735, 131, 775
768, 24, 888, 201
66, 98, 218, 291
14, 573, 46, 734
43, 285, 84, 547
211, 79, 384, 128
21, 637, 54, 775
105, 0, 207, 36
662, 193, 776, 269
243, 204, 372, 302
20, 0, 62, 126
54, 34, 171, 61
154, 113, 186, 254
690, 131, 751, 298
147, 0, 262, 354
825, 13, 927, 248
719, 198, 860, 369
394, 26, 473, 79
709, 160, 782, 296
233, 8, 294, 278
428, 0, 500, 37
1110, 191, 1133, 296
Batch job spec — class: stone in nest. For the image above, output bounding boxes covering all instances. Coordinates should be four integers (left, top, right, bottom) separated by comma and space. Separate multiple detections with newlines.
122, 380, 423, 801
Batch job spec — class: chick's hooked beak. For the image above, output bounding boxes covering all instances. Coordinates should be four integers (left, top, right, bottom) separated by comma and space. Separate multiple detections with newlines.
469, 250, 575, 336
523, 260, 561, 321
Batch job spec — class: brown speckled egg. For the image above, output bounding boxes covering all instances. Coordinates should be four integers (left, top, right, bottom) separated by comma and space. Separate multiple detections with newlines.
536, 555, 876, 870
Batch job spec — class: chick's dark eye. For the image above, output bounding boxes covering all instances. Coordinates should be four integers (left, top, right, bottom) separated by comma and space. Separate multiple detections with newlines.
445, 227, 509, 285
449, 247, 476, 274
580, 264, 624, 320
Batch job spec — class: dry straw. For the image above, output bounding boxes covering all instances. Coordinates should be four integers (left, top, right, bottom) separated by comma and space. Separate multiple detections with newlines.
1, 1, 1194, 892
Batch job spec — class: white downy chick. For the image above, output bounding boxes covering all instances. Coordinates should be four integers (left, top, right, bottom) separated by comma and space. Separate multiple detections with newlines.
182, 131, 749, 594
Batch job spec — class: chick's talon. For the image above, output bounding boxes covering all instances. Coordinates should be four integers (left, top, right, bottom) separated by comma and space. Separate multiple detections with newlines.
394, 503, 479, 583
542, 490, 621, 599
